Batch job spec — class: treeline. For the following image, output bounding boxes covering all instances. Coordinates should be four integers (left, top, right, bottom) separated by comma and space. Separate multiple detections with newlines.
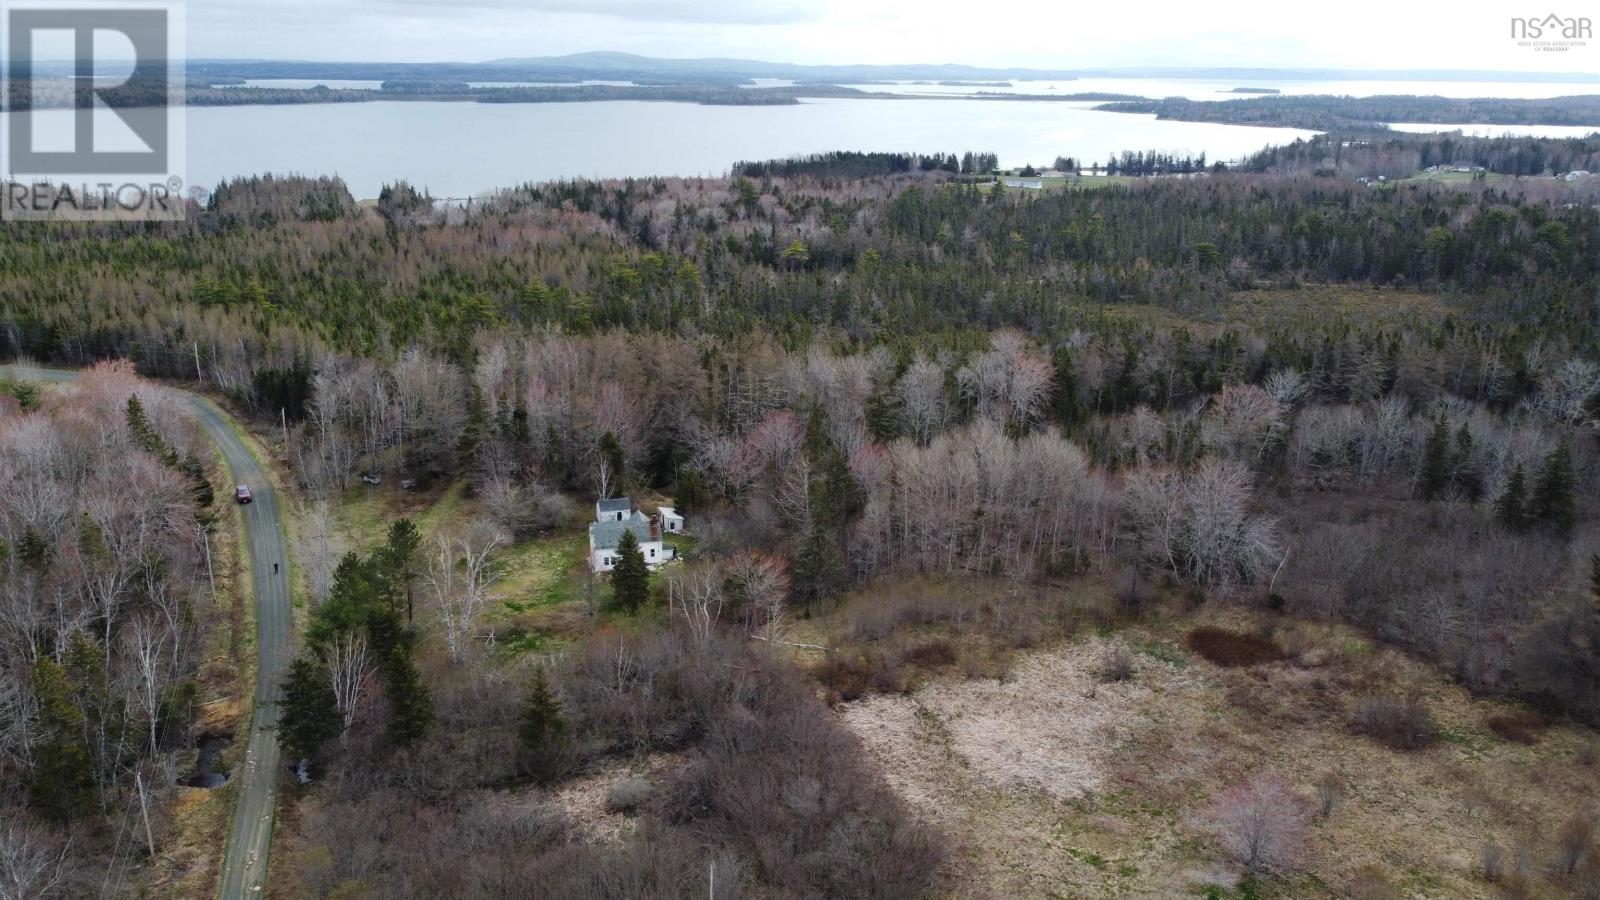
1103, 149, 1209, 175
733, 150, 1000, 178
1243, 131, 1600, 177
10, 80, 887, 110
1098, 94, 1600, 130
6, 167, 1600, 387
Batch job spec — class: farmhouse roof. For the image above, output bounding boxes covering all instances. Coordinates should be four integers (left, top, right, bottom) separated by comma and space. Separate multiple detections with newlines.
590, 511, 652, 550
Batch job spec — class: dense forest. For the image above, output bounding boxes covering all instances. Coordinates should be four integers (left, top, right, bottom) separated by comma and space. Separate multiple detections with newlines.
1244, 131, 1600, 177
3, 150, 1600, 897
1098, 93, 1600, 130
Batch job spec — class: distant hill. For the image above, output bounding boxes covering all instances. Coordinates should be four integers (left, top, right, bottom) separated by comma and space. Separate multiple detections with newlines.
476, 51, 1080, 82
183, 54, 1600, 87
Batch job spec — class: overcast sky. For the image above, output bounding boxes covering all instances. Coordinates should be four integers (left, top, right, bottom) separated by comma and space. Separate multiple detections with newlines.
187, 0, 1596, 73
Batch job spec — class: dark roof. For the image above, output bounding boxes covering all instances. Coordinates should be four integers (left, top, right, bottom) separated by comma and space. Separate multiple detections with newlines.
595, 497, 632, 513
589, 512, 651, 550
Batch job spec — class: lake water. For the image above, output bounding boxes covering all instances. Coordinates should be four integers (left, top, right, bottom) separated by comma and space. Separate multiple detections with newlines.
6, 96, 1308, 199
9, 75, 1598, 199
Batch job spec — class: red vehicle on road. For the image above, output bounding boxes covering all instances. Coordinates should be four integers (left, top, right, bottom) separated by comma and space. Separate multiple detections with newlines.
234, 484, 253, 504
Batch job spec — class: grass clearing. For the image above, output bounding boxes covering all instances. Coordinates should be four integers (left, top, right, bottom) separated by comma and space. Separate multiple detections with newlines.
819, 585, 1600, 898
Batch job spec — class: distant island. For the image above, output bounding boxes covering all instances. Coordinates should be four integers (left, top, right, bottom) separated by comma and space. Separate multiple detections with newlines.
1097, 94, 1600, 129
1227, 87, 1281, 94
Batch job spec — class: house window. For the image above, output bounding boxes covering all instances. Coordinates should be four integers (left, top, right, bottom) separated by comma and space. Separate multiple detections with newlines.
649, 548, 655, 558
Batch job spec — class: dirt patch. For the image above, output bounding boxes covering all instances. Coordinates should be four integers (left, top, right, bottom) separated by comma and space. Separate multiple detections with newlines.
843, 637, 1211, 803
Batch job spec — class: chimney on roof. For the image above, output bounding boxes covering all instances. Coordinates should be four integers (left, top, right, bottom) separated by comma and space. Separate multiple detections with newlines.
649, 513, 660, 541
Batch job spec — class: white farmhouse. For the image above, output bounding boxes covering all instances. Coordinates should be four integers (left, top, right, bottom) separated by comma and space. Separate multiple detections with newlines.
588, 498, 678, 572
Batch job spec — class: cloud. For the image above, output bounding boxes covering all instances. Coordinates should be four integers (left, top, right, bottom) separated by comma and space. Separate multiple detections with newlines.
373, 0, 820, 25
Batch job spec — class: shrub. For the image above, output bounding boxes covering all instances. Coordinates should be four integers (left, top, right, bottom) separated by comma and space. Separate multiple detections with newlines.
1478, 839, 1504, 882
813, 652, 902, 702
1348, 865, 1400, 900
1556, 812, 1596, 875
900, 639, 958, 669
605, 776, 655, 815
1486, 710, 1547, 745
1314, 772, 1342, 819
1097, 643, 1135, 683
1204, 772, 1314, 875
1186, 626, 1285, 668
1351, 695, 1437, 751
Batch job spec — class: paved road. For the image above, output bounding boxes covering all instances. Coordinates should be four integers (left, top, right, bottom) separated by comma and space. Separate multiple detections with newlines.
2, 365, 291, 899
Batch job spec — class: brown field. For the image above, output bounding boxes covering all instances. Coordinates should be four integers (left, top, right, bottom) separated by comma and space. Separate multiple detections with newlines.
819, 585, 1599, 899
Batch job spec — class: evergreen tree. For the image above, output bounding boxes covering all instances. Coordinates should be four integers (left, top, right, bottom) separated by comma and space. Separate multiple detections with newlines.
611, 529, 650, 612
865, 388, 901, 443
1495, 465, 1530, 532
125, 395, 178, 467
27, 658, 96, 822
1452, 422, 1482, 503
1417, 416, 1450, 501
598, 431, 628, 497
382, 643, 433, 746
379, 518, 421, 619
1531, 441, 1577, 538
279, 656, 340, 768
181, 451, 215, 511
517, 667, 568, 783
1050, 347, 1084, 428
675, 467, 707, 515
792, 520, 845, 608
457, 385, 487, 472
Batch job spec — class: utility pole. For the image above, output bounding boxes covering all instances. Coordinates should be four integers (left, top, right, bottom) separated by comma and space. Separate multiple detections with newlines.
201, 526, 217, 606
136, 772, 156, 858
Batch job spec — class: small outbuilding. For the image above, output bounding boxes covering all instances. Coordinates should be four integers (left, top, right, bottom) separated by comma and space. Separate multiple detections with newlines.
595, 497, 631, 522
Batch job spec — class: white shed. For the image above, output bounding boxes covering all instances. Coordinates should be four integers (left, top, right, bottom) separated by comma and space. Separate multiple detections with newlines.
595, 497, 631, 522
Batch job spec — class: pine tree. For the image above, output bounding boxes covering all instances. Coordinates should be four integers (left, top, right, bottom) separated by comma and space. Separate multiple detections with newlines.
1531, 441, 1577, 538
125, 395, 178, 467
1417, 416, 1450, 501
1496, 465, 1529, 532
457, 385, 487, 471
379, 518, 421, 618
1452, 422, 1482, 503
792, 520, 845, 609
279, 657, 340, 768
517, 667, 568, 783
27, 658, 96, 822
611, 529, 650, 612
598, 431, 628, 497
676, 467, 706, 515
382, 644, 433, 747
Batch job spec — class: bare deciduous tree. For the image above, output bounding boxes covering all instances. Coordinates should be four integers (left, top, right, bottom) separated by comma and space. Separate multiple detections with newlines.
1205, 773, 1314, 875
323, 631, 375, 738
427, 520, 507, 664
